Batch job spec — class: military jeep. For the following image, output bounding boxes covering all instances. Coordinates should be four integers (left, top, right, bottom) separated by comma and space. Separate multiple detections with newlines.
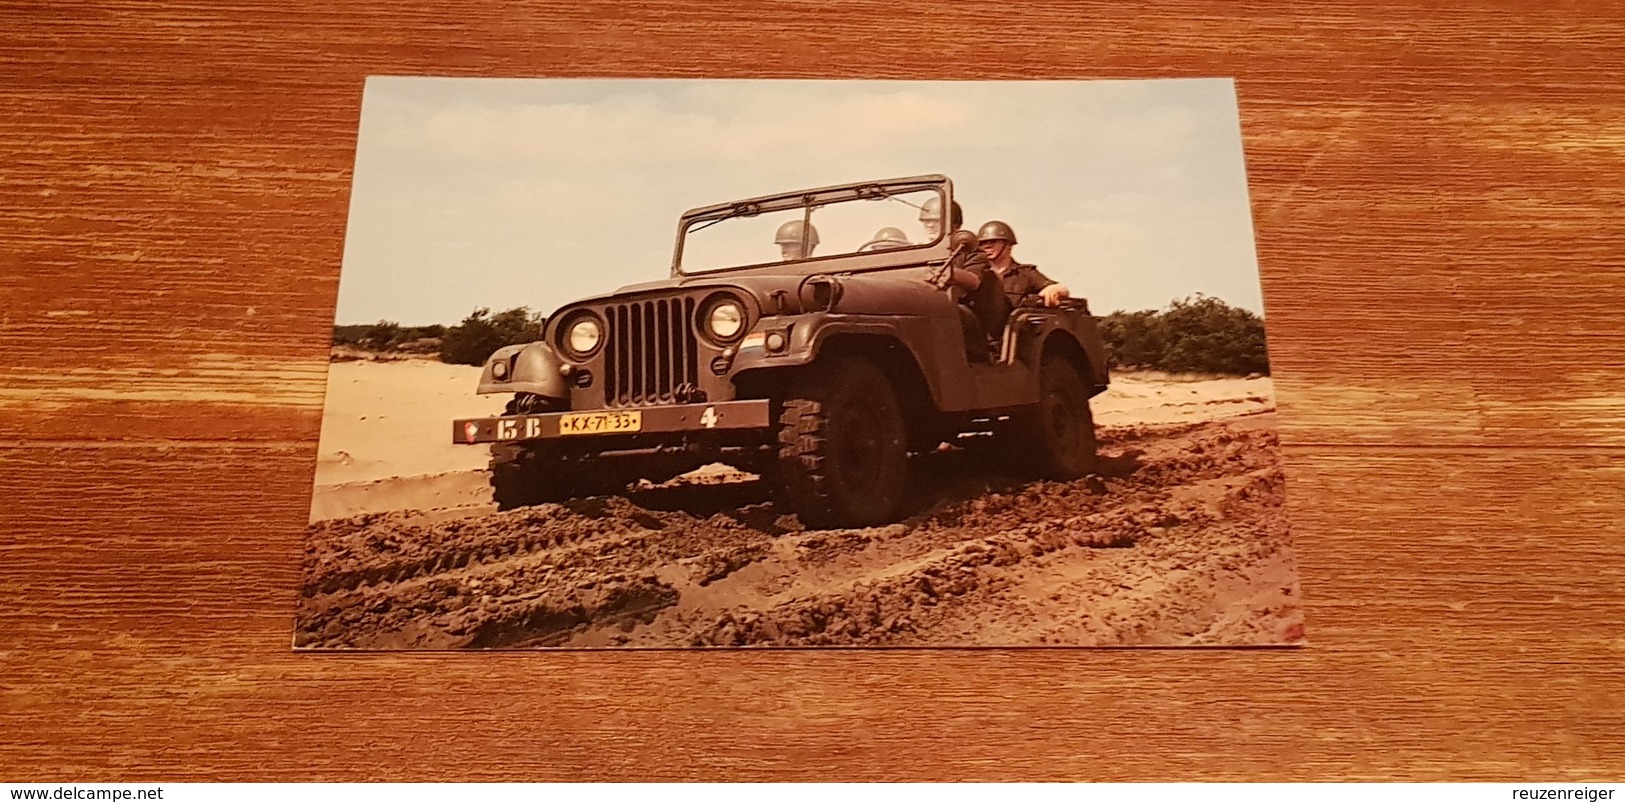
452, 174, 1110, 528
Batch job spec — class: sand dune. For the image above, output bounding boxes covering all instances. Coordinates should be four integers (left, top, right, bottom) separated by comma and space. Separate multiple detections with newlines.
309, 360, 1276, 519
297, 358, 1300, 648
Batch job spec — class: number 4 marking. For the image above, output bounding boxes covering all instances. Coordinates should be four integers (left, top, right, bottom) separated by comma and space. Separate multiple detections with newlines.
699, 406, 718, 429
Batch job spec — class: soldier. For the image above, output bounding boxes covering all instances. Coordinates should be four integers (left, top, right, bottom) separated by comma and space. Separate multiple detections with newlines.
775, 219, 820, 260
865, 226, 913, 251
918, 196, 947, 242
977, 220, 1071, 308
924, 198, 1009, 362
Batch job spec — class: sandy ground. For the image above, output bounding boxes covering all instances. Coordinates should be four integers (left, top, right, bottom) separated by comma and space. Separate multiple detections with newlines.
308, 361, 1275, 520
309, 361, 507, 520
297, 359, 1302, 648
314, 360, 508, 486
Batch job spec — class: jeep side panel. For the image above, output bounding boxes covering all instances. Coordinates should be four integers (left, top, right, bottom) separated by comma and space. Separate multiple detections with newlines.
1005, 307, 1111, 396
731, 313, 975, 409
733, 311, 1049, 414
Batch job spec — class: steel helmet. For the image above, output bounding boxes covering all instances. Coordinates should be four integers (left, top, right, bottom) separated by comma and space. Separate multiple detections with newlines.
775, 219, 820, 248
977, 220, 1017, 245
873, 226, 910, 243
918, 196, 942, 222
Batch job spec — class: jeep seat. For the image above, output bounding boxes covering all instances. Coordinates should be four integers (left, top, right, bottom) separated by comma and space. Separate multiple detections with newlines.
997, 309, 1028, 364
997, 298, 1093, 364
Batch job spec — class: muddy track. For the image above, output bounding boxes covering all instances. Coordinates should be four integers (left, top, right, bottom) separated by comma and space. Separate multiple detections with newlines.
294, 411, 1303, 649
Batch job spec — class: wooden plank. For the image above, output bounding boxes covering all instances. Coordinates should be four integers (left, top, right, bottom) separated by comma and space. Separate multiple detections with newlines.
1246, 96, 1625, 445
1, 444, 1620, 778
3, 0, 1624, 782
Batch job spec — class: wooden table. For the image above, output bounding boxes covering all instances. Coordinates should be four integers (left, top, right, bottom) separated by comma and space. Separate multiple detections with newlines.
3, 1, 1621, 780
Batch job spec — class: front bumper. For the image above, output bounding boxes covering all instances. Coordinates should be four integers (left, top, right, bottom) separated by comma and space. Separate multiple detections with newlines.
452, 399, 773, 445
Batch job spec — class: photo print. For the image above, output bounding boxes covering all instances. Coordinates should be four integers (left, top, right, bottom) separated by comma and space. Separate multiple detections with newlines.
296, 77, 1305, 649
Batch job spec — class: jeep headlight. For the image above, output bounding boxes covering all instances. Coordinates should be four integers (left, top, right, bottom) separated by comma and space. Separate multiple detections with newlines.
706, 300, 745, 341
561, 314, 603, 358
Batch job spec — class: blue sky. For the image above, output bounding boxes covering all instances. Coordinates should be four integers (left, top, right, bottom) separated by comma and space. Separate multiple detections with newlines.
335, 77, 1264, 325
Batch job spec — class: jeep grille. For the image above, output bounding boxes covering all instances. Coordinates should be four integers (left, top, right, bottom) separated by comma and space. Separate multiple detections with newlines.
603, 297, 700, 407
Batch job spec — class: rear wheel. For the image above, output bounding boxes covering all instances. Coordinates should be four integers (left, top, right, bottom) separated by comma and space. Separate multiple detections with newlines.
775, 356, 909, 528
1013, 351, 1099, 480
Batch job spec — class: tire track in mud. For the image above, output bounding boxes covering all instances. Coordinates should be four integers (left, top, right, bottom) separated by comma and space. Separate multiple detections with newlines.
294, 410, 1303, 649
295, 481, 803, 648
676, 416, 1290, 647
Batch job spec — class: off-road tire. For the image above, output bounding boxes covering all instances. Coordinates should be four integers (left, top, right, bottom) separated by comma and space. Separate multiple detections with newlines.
487, 395, 640, 509
776, 356, 909, 529
1013, 351, 1099, 480
488, 443, 634, 511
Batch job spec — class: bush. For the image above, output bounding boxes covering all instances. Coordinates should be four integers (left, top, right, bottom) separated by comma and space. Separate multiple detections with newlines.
1099, 295, 1269, 375
1098, 309, 1164, 370
438, 307, 547, 366
332, 321, 446, 353
361, 321, 403, 352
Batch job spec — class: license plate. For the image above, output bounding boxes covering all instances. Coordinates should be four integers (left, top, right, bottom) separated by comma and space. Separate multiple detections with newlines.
557, 410, 642, 435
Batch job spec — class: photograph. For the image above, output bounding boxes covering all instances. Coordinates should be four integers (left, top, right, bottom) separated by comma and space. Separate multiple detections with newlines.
294, 77, 1304, 649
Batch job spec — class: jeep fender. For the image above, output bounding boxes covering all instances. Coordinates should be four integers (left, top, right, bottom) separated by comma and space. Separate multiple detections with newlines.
731, 315, 957, 411
1036, 326, 1110, 395
1062, 314, 1112, 391
476, 341, 571, 401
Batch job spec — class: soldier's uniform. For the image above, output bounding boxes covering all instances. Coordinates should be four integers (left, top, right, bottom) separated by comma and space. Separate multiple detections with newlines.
997, 262, 1060, 308
951, 245, 1010, 361
966, 251, 1011, 337
977, 220, 1060, 311
924, 199, 1008, 362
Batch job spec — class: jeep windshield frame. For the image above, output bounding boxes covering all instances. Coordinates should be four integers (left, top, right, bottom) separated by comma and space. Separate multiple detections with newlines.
671, 175, 953, 278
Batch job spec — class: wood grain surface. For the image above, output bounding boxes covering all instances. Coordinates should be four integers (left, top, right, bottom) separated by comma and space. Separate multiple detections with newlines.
3, 0, 1622, 781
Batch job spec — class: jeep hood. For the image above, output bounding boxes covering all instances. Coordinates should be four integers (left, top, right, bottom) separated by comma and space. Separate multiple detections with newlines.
553, 265, 947, 321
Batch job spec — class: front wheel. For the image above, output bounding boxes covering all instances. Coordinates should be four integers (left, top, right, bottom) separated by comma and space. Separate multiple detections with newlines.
775, 356, 910, 528
488, 444, 635, 511
1013, 351, 1099, 480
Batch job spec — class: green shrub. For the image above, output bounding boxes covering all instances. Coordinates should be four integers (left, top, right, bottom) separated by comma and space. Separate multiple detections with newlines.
1098, 309, 1165, 370
332, 322, 447, 352
1100, 295, 1269, 375
332, 324, 370, 348
361, 321, 403, 352
438, 307, 547, 366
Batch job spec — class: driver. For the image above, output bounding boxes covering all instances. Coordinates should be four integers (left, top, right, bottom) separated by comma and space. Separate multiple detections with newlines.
923, 198, 1009, 362
775, 219, 820, 260
866, 226, 913, 251
977, 220, 1071, 308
